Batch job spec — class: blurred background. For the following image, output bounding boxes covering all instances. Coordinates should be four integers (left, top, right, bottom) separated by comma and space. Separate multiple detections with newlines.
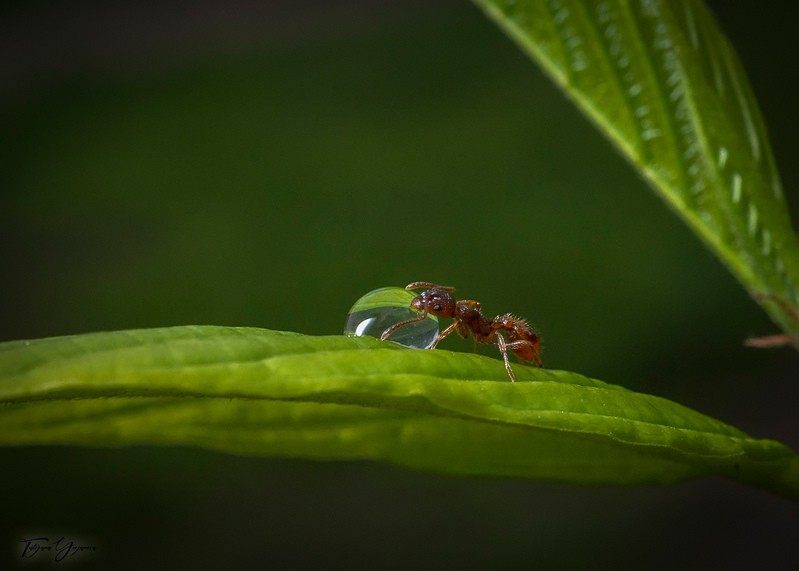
1, 1, 797, 568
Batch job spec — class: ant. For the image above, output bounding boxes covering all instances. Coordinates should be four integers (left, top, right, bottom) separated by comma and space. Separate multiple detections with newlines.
380, 282, 542, 382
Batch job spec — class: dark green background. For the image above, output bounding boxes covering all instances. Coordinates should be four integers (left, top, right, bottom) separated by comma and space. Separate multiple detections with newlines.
2, 1, 797, 569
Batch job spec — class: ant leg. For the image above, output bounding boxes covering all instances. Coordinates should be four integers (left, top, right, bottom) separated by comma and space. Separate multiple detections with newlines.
381, 311, 429, 340
495, 332, 516, 382
506, 340, 544, 367
405, 282, 455, 292
430, 321, 459, 349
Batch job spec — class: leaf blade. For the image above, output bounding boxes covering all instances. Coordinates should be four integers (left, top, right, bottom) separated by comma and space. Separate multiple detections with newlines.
1, 326, 796, 498
473, 0, 799, 335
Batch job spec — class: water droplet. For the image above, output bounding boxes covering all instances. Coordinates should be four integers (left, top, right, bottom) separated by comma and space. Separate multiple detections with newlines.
344, 287, 439, 349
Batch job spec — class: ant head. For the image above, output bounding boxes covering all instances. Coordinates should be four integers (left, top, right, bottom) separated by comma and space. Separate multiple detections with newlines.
412, 288, 456, 318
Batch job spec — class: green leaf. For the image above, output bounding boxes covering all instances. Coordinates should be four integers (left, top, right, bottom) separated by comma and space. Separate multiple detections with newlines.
1, 326, 797, 499
473, 0, 799, 336
347, 286, 421, 313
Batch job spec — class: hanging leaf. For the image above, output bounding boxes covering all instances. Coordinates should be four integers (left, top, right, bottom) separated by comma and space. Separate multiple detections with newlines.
473, 0, 799, 336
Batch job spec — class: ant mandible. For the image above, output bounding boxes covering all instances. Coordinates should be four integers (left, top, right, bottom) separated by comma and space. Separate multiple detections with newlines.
380, 282, 542, 382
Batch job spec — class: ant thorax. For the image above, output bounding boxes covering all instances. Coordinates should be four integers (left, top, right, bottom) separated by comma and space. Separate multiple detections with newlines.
455, 303, 493, 339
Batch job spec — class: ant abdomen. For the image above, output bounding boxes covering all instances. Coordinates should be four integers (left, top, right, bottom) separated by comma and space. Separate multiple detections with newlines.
496, 314, 543, 367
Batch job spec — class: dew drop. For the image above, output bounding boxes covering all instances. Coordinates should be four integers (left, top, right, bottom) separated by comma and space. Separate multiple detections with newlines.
344, 287, 439, 349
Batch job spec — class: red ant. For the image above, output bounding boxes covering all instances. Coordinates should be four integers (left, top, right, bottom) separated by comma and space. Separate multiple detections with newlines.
380, 282, 542, 382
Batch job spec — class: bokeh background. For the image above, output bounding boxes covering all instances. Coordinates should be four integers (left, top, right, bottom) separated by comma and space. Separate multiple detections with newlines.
2, 1, 797, 568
